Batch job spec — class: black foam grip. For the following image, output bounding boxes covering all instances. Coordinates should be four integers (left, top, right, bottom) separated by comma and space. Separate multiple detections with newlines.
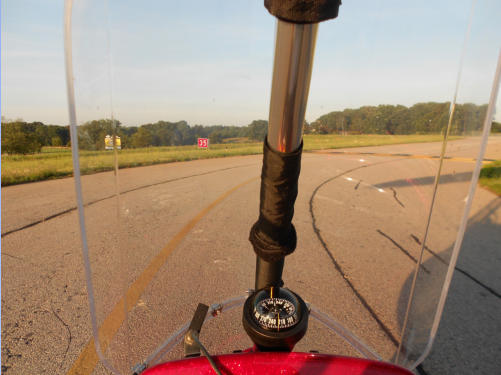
249, 139, 302, 262
264, 0, 341, 24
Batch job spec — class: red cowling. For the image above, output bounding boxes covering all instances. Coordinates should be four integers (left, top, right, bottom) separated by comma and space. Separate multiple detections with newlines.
143, 352, 414, 375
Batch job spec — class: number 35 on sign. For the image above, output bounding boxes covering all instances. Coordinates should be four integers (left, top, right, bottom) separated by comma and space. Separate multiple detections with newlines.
198, 138, 209, 149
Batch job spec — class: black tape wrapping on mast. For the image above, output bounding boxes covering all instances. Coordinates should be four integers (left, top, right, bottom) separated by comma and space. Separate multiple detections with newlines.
249, 139, 302, 262
264, 0, 341, 24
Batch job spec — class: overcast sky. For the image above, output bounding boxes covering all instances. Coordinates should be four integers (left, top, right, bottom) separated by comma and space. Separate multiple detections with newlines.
2, 0, 500, 126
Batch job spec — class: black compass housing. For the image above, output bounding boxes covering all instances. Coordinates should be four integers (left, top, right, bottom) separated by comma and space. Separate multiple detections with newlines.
243, 287, 309, 351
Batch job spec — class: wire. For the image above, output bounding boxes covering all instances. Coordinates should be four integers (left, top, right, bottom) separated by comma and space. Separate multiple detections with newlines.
192, 335, 223, 375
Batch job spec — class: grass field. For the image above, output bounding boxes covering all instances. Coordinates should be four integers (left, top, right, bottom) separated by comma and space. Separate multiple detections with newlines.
2, 134, 453, 186
479, 160, 501, 195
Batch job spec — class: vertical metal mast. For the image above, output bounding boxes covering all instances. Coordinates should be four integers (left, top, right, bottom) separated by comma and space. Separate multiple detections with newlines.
252, 1, 341, 290
267, 20, 318, 153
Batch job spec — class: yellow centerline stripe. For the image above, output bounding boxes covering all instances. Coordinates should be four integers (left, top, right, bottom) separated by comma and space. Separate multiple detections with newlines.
311, 150, 492, 164
67, 177, 257, 375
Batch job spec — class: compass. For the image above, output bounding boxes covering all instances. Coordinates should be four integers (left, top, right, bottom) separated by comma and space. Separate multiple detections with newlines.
252, 287, 300, 331
243, 287, 308, 350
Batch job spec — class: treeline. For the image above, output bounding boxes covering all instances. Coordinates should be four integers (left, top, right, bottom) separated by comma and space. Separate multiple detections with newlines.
309, 102, 488, 135
1, 121, 71, 154
2, 102, 499, 154
76, 119, 268, 151
1, 118, 269, 154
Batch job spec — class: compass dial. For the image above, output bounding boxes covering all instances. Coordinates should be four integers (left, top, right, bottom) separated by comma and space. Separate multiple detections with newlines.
243, 286, 309, 350
252, 288, 300, 331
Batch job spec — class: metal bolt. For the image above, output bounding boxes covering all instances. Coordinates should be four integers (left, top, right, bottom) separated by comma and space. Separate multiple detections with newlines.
210, 303, 223, 317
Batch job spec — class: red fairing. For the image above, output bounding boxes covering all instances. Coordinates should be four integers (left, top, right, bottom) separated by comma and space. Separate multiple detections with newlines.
143, 352, 414, 375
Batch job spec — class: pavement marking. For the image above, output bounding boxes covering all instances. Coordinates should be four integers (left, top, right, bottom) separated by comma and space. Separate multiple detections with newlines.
66, 177, 257, 375
311, 150, 494, 164
343, 175, 386, 193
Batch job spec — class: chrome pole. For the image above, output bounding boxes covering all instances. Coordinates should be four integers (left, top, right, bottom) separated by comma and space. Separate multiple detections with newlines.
267, 20, 318, 153
255, 20, 318, 290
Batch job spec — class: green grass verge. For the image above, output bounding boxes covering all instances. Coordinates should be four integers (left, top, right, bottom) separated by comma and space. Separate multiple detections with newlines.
1, 134, 452, 186
479, 160, 501, 196
302, 133, 449, 151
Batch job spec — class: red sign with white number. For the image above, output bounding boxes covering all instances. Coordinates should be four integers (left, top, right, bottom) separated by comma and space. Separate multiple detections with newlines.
198, 138, 209, 148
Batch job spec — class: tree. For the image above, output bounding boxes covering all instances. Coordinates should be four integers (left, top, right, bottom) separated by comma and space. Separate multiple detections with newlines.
78, 119, 121, 150
48, 125, 70, 146
246, 120, 268, 141
1, 122, 42, 154
130, 127, 153, 148
303, 120, 312, 134
209, 131, 223, 144
492, 121, 501, 133
51, 136, 63, 146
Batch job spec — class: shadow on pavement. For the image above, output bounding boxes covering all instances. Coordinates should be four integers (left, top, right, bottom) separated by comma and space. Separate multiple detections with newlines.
396, 197, 501, 374
377, 171, 472, 189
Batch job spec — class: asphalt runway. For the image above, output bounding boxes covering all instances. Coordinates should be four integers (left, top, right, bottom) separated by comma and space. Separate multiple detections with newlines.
2, 138, 500, 375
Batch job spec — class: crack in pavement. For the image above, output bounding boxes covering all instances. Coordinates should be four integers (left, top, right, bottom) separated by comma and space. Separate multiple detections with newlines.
390, 187, 405, 208
410, 234, 501, 299
309, 159, 403, 347
50, 304, 73, 370
2, 347, 22, 373
377, 230, 430, 274
1, 252, 25, 261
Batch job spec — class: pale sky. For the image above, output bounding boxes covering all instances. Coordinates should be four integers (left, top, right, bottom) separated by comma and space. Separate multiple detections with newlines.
2, 0, 500, 127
